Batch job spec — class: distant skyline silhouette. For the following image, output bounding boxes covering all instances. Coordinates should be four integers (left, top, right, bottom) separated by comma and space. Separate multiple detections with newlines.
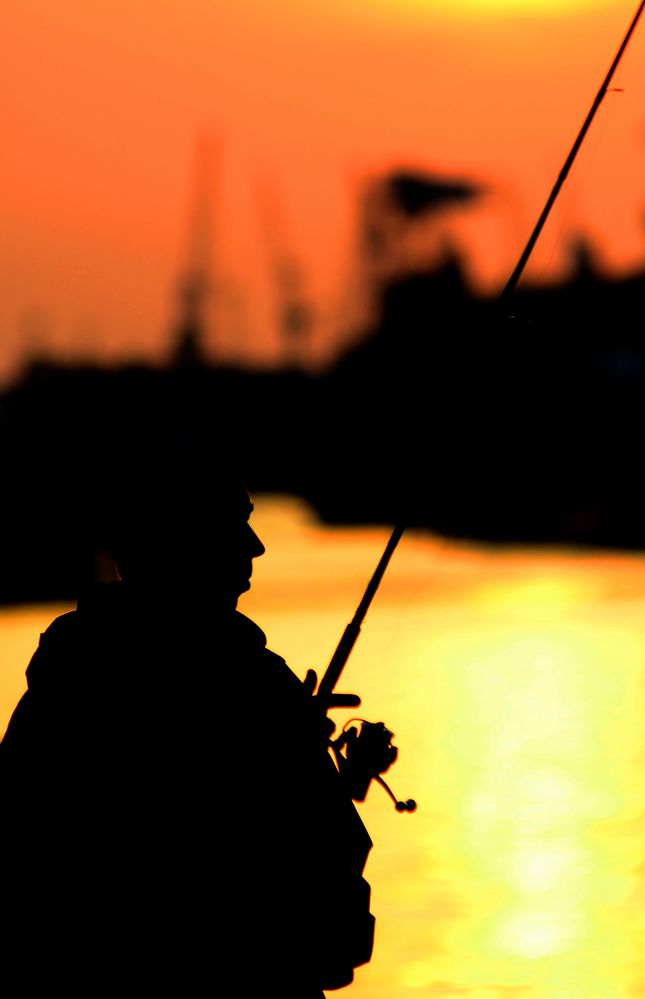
2, 226, 645, 606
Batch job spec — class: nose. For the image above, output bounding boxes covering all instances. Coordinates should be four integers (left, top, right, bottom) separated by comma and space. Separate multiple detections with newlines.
248, 525, 265, 558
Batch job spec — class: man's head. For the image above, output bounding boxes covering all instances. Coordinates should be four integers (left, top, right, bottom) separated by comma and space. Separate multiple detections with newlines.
96, 434, 265, 609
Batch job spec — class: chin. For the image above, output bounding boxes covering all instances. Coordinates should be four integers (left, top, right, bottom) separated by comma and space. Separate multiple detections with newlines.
226, 579, 250, 607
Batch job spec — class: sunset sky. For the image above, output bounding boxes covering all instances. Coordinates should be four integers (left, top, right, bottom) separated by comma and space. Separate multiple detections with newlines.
3, 0, 645, 384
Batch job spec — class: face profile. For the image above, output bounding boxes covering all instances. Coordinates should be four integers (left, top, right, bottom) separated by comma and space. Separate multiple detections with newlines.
98, 437, 265, 608
199, 489, 266, 605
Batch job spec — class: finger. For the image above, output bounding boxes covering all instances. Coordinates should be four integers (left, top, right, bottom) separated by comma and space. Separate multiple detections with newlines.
328, 693, 361, 708
303, 669, 318, 696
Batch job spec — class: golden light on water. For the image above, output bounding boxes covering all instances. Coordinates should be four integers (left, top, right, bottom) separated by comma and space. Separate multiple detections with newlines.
3, 495, 645, 997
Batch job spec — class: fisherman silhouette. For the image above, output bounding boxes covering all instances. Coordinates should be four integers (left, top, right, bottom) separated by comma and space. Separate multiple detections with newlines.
0, 435, 375, 997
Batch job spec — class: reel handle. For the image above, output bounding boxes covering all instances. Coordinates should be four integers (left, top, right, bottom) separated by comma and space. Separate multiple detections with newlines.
332, 719, 417, 814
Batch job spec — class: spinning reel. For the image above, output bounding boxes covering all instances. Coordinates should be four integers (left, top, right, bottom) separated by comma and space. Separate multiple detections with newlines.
331, 719, 416, 813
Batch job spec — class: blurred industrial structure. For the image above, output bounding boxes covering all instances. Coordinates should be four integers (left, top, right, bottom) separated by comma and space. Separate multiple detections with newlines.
2, 166, 645, 602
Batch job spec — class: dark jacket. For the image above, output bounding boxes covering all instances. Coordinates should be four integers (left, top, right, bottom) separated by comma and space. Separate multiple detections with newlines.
0, 583, 374, 995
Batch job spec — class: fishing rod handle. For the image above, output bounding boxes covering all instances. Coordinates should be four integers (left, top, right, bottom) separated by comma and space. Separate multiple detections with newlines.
316, 620, 361, 703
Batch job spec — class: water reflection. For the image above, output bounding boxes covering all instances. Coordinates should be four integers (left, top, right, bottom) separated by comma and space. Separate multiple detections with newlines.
2, 494, 645, 998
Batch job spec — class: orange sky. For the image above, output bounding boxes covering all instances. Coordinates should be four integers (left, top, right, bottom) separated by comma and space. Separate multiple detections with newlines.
3, 0, 645, 384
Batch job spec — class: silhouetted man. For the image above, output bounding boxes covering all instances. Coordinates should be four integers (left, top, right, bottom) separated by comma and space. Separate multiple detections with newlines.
0, 437, 374, 997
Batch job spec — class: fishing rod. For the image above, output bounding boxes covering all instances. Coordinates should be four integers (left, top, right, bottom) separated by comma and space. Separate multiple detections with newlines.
501, 0, 645, 303
315, 524, 414, 812
316, 524, 405, 704
314, 2, 645, 795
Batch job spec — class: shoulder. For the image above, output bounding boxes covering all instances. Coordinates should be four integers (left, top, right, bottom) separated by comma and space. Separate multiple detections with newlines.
37, 610, 81, 646
230, 610, 269, 648
25, 610, 83, 689
230, 611, 308, 697
1, 610, 83, 749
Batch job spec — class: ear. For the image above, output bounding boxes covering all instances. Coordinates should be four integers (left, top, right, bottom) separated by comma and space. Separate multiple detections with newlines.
94, 546, 122, 584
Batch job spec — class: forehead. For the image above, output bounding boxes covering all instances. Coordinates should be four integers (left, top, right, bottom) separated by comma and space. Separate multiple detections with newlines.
128, 469, 251, 517
196, 480, 252, 518
236, 491, 253, 519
